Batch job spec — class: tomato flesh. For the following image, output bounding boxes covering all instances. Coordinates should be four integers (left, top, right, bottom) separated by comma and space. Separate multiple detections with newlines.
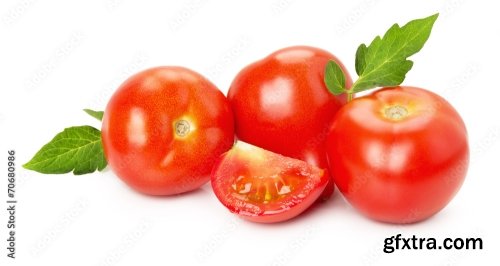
327, 86, 469, 223
211, 142, 328, 223
228, 46, 352, 201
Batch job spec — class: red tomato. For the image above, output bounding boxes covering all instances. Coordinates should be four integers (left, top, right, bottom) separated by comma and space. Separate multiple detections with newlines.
327, 86, 469, 223
211, 141, 328, 223
228, 46, 352, 200
102, 66, 234, 195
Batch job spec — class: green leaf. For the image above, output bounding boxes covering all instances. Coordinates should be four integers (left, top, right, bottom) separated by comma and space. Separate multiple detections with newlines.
351, 13, 438, 93
23, 126, 107, 175
324, 60, 346, 95
84, 109, 104, 121
355, 43, 368, 75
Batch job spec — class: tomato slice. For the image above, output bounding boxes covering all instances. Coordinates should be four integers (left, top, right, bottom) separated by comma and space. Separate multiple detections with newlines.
211, 142, 328, 223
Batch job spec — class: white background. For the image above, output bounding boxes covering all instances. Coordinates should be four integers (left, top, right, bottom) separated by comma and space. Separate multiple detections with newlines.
1, 0, 499, 265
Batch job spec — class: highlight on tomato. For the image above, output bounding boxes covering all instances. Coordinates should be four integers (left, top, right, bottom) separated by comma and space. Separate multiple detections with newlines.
102, 66, 234, 195
211, 141, 328, 223
326, 86, 469, 223
228, 46, 352, 201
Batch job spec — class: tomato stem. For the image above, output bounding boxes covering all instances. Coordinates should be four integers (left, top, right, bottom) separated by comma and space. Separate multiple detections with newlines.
347, 91, 354, 102
174, 120, 191, 137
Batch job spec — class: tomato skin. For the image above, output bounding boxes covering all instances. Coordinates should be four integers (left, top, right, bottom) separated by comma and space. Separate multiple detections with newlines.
211, 142, 328, 223
102, 66, 234, 195
228, 46, 352, 200
327, 86, 469, 223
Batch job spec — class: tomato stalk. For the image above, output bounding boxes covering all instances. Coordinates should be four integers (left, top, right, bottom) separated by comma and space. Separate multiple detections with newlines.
347, 90, 354, 102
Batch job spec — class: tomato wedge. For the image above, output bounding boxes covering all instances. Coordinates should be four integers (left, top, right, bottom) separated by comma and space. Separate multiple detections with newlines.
211, 142, 328, 223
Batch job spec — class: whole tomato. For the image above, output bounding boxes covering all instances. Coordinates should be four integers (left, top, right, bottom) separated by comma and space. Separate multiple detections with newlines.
102, 66, 234, 195
228, 46, 352, 200
326, 86, 469, 223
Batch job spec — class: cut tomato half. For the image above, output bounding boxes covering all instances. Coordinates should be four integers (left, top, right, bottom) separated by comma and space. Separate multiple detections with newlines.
211, 141, 328, 223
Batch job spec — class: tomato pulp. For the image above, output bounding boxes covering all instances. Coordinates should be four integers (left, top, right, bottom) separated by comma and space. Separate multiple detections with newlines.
211, 142, 328, 223
327, 86, 469, 223
228, 46, 352, 200
102, 66, 234, 195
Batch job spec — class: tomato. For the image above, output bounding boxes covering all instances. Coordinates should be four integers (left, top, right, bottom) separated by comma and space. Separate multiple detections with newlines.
227, 46, 352, 200
326, 86, 469, 223
211, 141, 328, 223
101, 66, 234, 195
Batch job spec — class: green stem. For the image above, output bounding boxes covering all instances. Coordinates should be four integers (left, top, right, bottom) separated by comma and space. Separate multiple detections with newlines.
347, 91, 354, 102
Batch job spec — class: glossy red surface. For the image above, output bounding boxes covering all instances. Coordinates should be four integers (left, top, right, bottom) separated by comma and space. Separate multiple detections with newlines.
327, 86, 469, 223
102, 66, 234, 195
228, 46, 352, 200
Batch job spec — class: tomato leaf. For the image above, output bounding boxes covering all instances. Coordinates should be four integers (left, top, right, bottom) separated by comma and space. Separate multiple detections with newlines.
23, 126, 107, 175
324, 60, 346, 95
355, 43, 368, 75
351, 13, 438, 93
83, 109, 104, 121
